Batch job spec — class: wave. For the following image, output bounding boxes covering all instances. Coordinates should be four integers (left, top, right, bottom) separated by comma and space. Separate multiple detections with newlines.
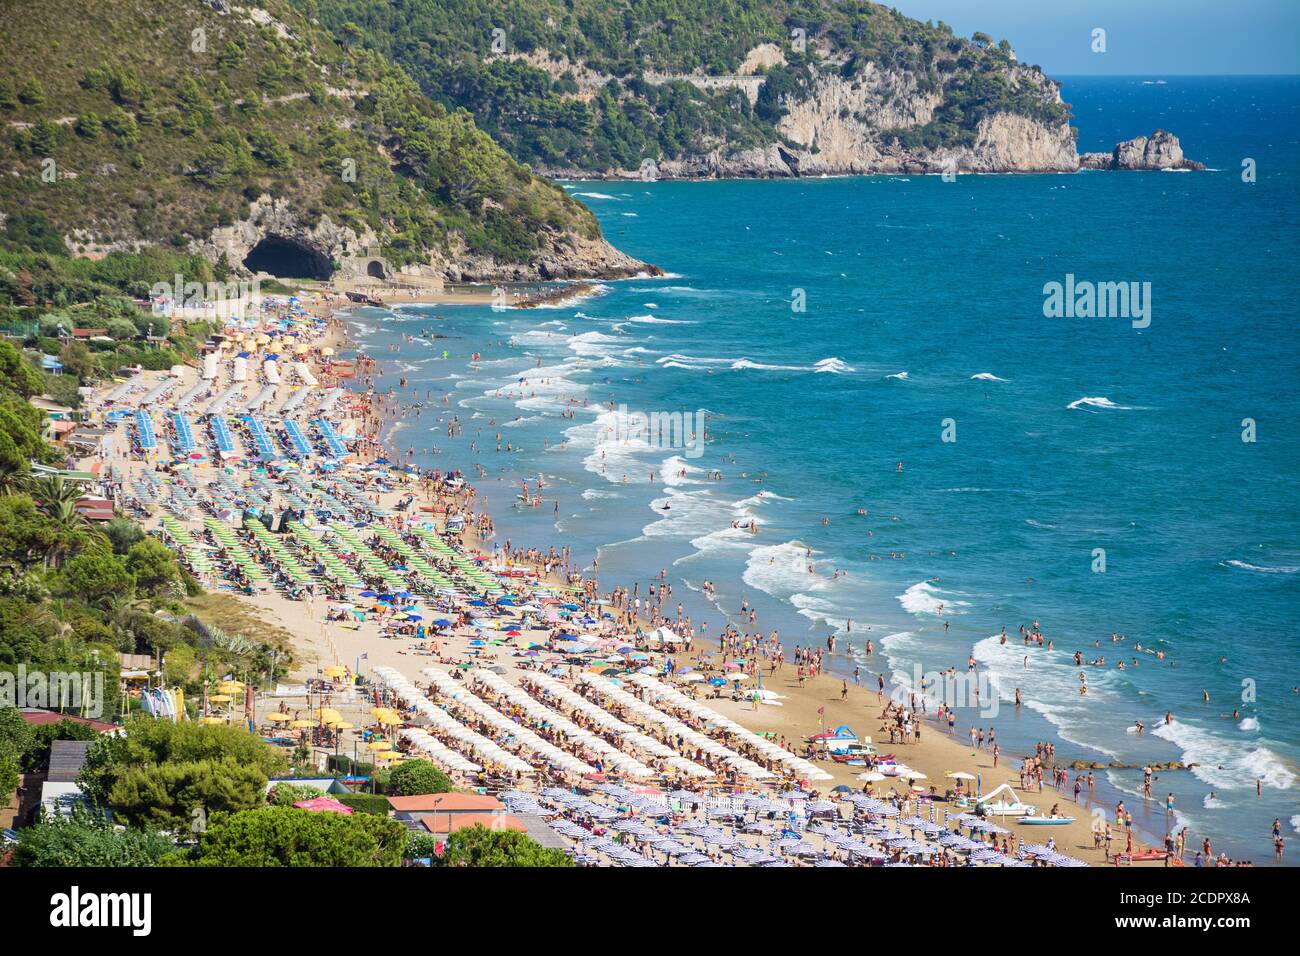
1221, 559, 1300, 575
814, 357, 855, 374
1238, 716, 1260, 732
575, 191, 617, 200
510, 328, 568, 347
641, 489, 740, 542
1150, 718, 1295, 791
625, 314, 690, 324
970, 372, 1008, 382
896, 580, 969, 616
659, 455, 708, 487
656, 353, 736, 367
658, 355, 856, 374
742, 541, 819, 597
972, 634, 1121, 757
886, 371, 909, 380
731, 358, 811, 372
1067, 396, 1134, 411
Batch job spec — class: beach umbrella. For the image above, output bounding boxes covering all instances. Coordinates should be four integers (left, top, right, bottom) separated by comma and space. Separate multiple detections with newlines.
323, 665, 348, 679
857, 771, 887, 782
946, 771, 976, 780
200, 716, 225, 725
290, 719, 316, 729
368, 741, 394, 752
327, 721, 355, 731
293, 796, 351, 814
265, 713, 291, 723
209, 694, 233, 703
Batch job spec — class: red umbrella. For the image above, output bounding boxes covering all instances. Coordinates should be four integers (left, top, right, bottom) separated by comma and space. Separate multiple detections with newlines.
293, 795, 353, 814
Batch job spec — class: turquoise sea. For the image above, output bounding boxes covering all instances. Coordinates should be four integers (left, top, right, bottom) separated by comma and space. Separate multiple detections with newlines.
344, 77, 1300, 863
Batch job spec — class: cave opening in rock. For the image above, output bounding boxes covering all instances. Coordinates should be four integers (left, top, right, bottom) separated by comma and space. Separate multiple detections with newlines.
242, 235, 332, 280
366, 259, 386, 279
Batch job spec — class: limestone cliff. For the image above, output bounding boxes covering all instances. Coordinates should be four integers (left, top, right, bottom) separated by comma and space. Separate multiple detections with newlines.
533, 52, 1197, 180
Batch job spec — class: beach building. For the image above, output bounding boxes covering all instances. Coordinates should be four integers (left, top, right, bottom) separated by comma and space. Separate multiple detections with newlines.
387, 793, 511, 832
420, 812, 528, 836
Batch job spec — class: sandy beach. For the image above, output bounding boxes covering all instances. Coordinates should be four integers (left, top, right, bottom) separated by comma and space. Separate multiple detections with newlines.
77, 294, 1166, 868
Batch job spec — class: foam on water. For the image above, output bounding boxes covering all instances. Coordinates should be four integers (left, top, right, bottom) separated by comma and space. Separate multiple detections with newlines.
972, 634, 1123, 756
1150, 718, 1295, 791
1067, 395, 1134, 411
897, 580, 970, 616
1221, 559, 1300, 575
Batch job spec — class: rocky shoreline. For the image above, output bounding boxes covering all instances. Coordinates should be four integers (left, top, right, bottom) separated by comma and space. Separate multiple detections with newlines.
541, 128, 1203, 181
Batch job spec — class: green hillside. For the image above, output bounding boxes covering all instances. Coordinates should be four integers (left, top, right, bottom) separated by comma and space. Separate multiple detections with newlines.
298, 0, 1071, 172
0, 0, 606, 269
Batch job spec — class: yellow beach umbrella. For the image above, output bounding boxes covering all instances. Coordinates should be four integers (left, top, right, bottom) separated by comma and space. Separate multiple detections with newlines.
321, 347, 335, 357
327, 721, 355, 731
209, 694, 233, 703
317, 707, 343, 723
368, 741, 394, 752
323, 665, 347, 679
265, 713, 291, 723
290, 719, 317, 729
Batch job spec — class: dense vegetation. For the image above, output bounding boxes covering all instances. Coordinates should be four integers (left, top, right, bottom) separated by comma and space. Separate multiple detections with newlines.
386, 757, 454, 796
0, 0, 603, 266
435, 824, 574, 867
298, 0, 1070, 171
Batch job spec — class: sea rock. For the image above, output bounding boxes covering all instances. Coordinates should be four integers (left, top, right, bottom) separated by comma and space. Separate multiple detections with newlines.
1080, 130, 1205, 171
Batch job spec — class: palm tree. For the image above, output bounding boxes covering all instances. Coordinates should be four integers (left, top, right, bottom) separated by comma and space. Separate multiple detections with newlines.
27, 474, 85, 520
25, 474, 99, 566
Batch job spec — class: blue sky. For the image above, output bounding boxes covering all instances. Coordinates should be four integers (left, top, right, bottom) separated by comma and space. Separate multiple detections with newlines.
884, 0, 1300, 74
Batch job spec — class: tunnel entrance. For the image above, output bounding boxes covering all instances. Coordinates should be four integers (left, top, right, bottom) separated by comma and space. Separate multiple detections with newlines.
242, 235, 332, 280
366, 259, 386, 279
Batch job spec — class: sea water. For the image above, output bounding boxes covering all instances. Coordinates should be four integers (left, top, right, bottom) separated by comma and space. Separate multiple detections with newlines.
345, 77, 1300, 863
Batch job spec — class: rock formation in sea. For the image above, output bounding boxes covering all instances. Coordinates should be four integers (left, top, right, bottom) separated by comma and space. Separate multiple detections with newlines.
1079, 129, 1207, 171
